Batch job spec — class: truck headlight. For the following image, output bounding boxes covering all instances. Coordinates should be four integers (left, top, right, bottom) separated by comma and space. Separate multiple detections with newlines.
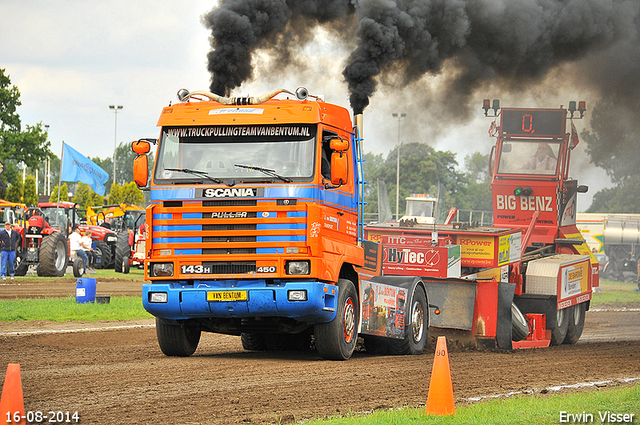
149, 292, 168, 303
288, 290, 307, 301
285, 260, 310, 275
151, 262, 174, 277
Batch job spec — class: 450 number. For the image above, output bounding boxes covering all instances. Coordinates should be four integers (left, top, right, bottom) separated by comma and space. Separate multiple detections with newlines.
257, 266, 276, 273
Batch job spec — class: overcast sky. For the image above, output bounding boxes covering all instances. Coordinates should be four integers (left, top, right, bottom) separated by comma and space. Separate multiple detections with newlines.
1, 0, 612, 210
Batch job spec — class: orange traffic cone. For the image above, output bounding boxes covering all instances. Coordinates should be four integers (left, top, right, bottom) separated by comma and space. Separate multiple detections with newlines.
0, 364, 26, 425
425, 336, 455, 416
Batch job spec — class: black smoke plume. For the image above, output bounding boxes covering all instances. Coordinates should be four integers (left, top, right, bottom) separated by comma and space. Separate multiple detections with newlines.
204, 0, 640, 115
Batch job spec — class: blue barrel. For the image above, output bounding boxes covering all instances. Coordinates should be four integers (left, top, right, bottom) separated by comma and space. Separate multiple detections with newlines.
76, 277, 97, 303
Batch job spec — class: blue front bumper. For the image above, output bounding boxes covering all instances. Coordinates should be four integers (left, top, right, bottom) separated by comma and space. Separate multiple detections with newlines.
143, 279, 338, 324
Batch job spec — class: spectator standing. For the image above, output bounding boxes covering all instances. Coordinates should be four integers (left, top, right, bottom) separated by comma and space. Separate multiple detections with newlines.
81, 230, 96, 273
0, 222, 22, 280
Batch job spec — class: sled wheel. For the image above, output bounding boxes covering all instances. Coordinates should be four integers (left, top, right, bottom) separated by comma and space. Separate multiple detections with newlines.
563, 303, 586, 344
550, 306, 569, 346
511, 303, 530, 342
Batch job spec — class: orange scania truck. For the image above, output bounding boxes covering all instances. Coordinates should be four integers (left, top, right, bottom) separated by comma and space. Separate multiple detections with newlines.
131, 87, 429, 360
132, 88, 597, 360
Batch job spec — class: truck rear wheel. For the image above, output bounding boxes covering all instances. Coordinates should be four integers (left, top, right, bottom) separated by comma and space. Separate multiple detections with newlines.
563, 303, 586, 344
550, 307, 569, 346
156, 318, 201, 357
241, 333, 266, 351
314, 279, 359, 360
38, 232, 67, 277
388, 285, 428, 355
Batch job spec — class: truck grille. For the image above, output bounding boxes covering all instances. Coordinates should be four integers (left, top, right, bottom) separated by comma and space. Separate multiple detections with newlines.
202, 261, 257, 274
151, 199, 307, 274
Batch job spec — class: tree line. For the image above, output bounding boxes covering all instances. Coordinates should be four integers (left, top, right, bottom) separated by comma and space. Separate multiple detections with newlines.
3, 68, 638, 214
0, 69, 145, 208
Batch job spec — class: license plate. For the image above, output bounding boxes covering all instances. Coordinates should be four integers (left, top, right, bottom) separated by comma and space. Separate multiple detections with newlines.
207, 290, 247, 302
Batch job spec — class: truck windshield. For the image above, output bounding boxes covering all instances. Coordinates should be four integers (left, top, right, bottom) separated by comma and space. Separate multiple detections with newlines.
154, 125, 317, 183
497, 140, 560, 176
406, 200, 435, 217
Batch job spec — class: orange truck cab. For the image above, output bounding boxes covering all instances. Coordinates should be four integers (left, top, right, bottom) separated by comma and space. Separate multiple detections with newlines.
132, 88, 398, 360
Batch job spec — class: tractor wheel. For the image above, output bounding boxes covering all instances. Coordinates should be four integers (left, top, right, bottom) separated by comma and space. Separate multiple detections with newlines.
15, 252, 29, 276
550, 306, 570, 346
38, 232, 68, 277
314, 278, 359, 360
563, 303, 586, 344
94, 240, 113, 269
122, 256, 131, 274
388, 285, 428, 355
73, 257, 85, 278
241, 333, 267, 351
114, 232, 131, 273
155, 318, 201, 357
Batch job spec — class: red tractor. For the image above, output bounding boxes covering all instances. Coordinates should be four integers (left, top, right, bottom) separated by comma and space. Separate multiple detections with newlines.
15, 202, 117, 277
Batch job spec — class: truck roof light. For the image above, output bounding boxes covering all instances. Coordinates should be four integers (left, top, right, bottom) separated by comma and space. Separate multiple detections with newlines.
578, 101, 587, 118
482, 99, 491, 115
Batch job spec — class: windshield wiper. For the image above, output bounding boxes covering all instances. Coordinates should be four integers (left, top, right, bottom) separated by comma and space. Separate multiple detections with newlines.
164, 168, 234, 186
234, 164, 292, 183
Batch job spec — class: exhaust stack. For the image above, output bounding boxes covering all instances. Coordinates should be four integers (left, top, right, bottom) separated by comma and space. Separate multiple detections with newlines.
355, 113, 363, 138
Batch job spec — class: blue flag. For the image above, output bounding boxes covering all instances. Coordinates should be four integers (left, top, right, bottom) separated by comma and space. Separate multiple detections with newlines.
60, 143, 109, 196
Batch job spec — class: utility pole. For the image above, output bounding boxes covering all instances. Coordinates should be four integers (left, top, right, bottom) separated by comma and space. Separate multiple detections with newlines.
392, 113, 406, 220
109, 105, 123, 185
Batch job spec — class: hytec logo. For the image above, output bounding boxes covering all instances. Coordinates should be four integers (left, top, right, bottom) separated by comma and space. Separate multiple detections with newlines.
386, 247, 441, 267
495, 194, 554, 212
203, 188, 257, 198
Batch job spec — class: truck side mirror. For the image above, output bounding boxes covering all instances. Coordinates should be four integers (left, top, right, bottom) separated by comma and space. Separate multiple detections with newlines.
577, 185, 588, 193
133, 155, 148, 188
329, 137, 349, 152
132, 140, 151, 189
132, 140, 151, 154
331, 151, 348, 186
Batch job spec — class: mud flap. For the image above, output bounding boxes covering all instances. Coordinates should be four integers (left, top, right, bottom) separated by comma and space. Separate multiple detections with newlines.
496, 282, 516, 350
423, 280, 476, 330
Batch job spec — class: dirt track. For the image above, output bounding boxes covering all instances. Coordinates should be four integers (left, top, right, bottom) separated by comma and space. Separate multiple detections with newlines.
1, 277, 639, 424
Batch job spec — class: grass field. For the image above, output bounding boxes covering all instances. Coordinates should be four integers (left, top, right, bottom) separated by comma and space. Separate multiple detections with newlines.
302, 383, 640, 425
591, 279, 640, 306
0, 295, 151, 322
0, 277, 637, 324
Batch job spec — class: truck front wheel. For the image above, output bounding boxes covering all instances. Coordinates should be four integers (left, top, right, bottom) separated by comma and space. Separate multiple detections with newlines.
563, 303, 586, 344
314, 279, 359, 360
156, 318, 201, 357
